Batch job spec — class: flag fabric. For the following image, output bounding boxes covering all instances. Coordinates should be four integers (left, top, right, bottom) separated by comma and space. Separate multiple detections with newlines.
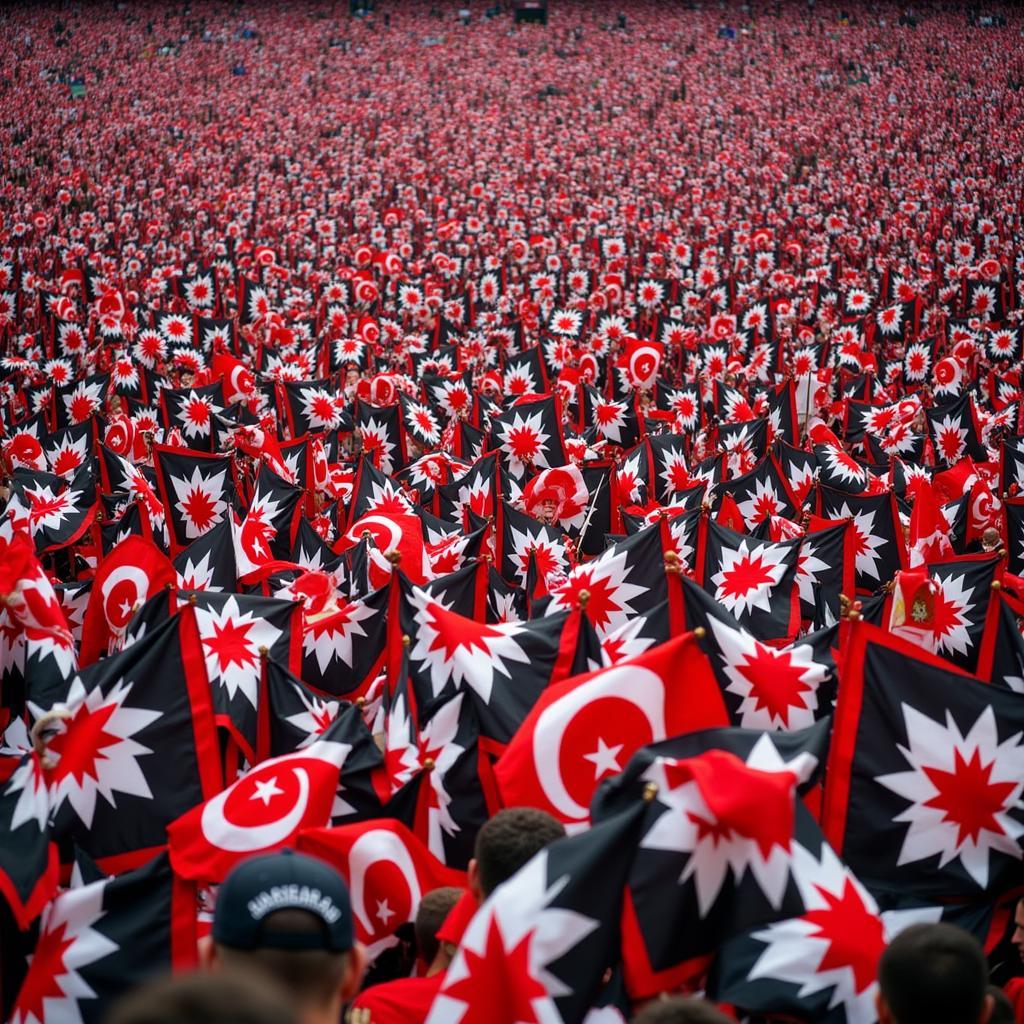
824, 622, 1024, 904
494, 631, 730, 830
5, 12, 1024, 1022
8, 853, 195, 1024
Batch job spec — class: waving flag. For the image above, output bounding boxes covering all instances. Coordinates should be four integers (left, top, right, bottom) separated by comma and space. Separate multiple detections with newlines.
495, 631, 729, 830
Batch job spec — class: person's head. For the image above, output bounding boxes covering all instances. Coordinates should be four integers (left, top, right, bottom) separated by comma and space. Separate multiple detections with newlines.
415, 886, 462, 972
468, 807, 565, 900
877, 923, 993, 1024
105, 970, 298, 1024
204, 850, 366, 1024
1011, 897, 1024, 963
631, 996, 734, 1024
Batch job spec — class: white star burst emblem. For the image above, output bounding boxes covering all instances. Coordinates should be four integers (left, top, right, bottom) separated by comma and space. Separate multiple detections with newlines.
506, 522, 568, 587
546, 547, 647, 639
407, 587, 530, 702
796, 539, 831, 608
359, 416, 398, 474
9, 877, 117, 1024
177, 390, 215, 440
176, 551, 220, 592
747, 842, 886, 1024
736, 477, 784, 528
710, 538, 791, 619
931, 572, 976, 658
47, 677, 161, 829
170, 465, 228, 539
303, 599, 378, 673
875, 703, 1024, 888
439, 849, 598, 1015
301, 387, 346, 431
640, 741, 807, 916
6, 753, 50, 832
283, 687, 340, 748
706, 616, 830, 730
497, 409, 551, 478
193, 596, 284, 708
934, 414, 967, 463
835, 503, 887, 583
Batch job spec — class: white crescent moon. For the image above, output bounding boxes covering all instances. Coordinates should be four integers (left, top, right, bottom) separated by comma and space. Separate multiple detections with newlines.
200, 767, 310, 852
348, 828, 423, 937
101, 565, 152, 631
346, 514, 403, 554
533, 665, 667, 822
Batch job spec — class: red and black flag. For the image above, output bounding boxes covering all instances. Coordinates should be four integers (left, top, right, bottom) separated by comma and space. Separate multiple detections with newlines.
702, 519, 801, 640
283, 378, 353, 436
153, 446, 236, 553
425, 796, 648, 1024
188, 590, 302, 765
0, 750, 58, 930
384, 683, 496, 869
681, 575, 838, 733
158, 382, 226, 453
46, 607, 221, 870
593, 724, 828, 1002
818, 486, 907, 593
8, 852, 196, 1024
401, 580, 586, 752
708, 830, 890, 1024
824, 622, 1024, 904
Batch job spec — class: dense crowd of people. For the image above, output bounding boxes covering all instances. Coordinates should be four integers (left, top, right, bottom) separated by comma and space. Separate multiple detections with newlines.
3, 0, 1024, 1022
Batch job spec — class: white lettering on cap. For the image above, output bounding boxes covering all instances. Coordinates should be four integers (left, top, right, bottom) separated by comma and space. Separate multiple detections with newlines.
246, 885, 343, 923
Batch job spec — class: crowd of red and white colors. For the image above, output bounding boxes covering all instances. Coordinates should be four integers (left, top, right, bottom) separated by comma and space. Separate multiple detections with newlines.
2, 0, 1022, 396
4, 0, 1024, 1019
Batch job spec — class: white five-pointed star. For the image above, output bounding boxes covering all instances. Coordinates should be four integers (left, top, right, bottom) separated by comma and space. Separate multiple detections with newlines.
375, 899, 395, 925
250, 776, 284, 806
583, 737, 624, 779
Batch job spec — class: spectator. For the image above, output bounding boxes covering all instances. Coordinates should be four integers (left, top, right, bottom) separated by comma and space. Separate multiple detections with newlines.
470, 806, 567, 900
346, 812, 563, 1023
202, 850, 366, 1024
345, 887, 462, 1024
876, 923, 993, 1024
105, 971, 298, 1024
632, 996, 735, 1024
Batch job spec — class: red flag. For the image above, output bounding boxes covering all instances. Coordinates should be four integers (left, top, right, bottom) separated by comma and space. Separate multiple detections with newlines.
79, 536, 176, 665
298, 819, 465, 960
494, 632, 730, 829
619, 338, 664, 390
168, 739, 351, 882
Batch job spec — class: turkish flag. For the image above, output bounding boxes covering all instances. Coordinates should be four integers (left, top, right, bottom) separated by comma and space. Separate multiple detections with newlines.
494, 632, 730, 829
168, 740, 351, 882
298, 819, 465, 960
212, 351, 255, 404
338, 511, 429, 588
79, 535, 176, 665
620, 338, 664, 390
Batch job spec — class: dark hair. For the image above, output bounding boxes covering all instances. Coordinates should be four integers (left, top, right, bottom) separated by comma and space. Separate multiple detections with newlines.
474, 807, 565, 897
415, 887, 462, 965
631, 996, 734, 1024
988, 985, 1014, 1024
878, 923, 989, 1024
105, 970, 297, 1024
216, 908, 350, 1008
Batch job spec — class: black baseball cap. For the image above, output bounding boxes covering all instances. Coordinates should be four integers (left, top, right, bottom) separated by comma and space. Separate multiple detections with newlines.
212, 849, 354, 953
